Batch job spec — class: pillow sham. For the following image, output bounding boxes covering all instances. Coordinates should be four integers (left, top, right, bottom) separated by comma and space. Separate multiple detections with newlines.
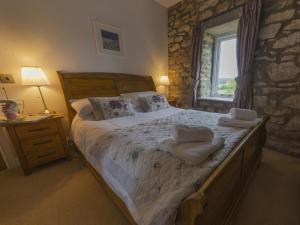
89, 97, 133, 120
70, 98, 93, 117
120, 91, 157, 113
142, 94, 170, 112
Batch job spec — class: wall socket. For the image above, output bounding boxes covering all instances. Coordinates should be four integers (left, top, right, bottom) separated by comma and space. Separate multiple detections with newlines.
0, 74, 15, 83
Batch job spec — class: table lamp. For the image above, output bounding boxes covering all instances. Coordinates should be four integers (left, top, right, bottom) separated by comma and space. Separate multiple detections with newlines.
159, 75, 170, 97
21, 66, 55, 114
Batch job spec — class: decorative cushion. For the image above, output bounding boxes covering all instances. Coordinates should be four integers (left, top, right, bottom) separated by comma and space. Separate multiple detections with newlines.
89, 97, 133, 120
142, 94, 170, 112
120, 91, 156, 113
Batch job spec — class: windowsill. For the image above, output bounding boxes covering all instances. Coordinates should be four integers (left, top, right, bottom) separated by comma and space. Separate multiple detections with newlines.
199, 96, 233, 102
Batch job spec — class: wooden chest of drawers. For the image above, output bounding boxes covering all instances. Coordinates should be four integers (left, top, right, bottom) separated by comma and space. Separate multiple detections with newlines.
2, 114, 70, 175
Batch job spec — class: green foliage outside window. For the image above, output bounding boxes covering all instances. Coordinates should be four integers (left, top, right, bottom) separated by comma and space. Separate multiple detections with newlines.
217, 79, 236, 96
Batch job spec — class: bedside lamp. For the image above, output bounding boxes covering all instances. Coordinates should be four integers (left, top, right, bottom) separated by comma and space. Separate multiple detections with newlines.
159, 75, 170, 97
21, 67, 55, 114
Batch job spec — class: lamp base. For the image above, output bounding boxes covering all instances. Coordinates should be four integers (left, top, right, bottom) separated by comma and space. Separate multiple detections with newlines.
40, 108, 56, 115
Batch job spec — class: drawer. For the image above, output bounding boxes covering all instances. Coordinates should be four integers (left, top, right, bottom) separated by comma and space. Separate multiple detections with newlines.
16, 122, 58, 140
25, 146, 65, 165
21, 134, 63, 153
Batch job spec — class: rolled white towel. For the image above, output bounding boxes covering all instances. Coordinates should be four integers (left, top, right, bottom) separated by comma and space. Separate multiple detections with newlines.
172, 124, 214, 144
159, 137, 225, 166
229, 108, 258, 121
218, 116, 262, 128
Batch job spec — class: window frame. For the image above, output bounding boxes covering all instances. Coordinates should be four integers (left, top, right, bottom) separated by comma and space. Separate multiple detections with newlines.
211, 32, 237, 99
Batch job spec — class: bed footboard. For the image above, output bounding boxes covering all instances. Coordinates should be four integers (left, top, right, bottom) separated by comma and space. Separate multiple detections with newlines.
177, 118, 268, 225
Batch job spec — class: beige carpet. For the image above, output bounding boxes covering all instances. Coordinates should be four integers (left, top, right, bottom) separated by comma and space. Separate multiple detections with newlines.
0, 149, 299, 225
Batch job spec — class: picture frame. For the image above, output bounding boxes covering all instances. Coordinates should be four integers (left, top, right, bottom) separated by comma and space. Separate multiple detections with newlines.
92, 21, 124, 56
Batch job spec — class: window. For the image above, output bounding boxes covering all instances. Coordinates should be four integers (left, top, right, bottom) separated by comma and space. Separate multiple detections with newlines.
211, 32, 238, 98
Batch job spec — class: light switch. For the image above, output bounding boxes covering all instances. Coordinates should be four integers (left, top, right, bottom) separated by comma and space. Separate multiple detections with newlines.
0, 74, 15, 83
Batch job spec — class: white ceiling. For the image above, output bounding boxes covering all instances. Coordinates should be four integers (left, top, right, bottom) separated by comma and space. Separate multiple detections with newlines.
154, 0, 182, 8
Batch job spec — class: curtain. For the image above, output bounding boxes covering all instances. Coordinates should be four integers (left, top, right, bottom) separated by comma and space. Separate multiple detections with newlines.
233, 0, 262, 109
190, 23, 204, 107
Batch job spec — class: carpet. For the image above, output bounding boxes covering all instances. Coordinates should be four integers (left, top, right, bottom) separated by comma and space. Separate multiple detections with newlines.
0, 149, 299, 225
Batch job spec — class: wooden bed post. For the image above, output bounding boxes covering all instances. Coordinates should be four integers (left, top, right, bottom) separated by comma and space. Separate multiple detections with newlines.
177, 192, 208, 225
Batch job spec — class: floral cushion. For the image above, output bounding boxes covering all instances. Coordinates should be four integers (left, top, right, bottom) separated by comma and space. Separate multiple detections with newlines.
89, 97, 133, 120
142, 94, 170, 112
121, 91, 157, 113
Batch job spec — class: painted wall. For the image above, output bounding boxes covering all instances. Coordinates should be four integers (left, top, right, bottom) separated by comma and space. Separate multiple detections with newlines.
0, 0, 168, 114
0, 0, 168, 167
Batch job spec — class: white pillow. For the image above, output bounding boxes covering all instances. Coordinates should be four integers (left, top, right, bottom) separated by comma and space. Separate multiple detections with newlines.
89, 96, 133, 120
70, 98, 93, 117
120, 91, 157, 113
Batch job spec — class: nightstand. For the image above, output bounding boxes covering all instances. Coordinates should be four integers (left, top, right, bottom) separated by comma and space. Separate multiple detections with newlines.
0, 114, 70, 175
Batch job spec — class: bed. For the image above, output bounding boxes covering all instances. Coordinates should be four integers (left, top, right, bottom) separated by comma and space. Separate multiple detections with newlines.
58, 71, 268, 225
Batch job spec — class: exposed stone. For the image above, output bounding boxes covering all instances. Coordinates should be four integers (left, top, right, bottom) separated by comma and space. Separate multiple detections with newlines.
198, 0, 219, 12
283, 95, 300, 109
270, 116, 287, 125
283, 46, 300, 54
198, 10, 213, 21
255, 56, 276, 61
254, 96, 268, 107
286, 116, 300, 131
174, 36, 183, 42
268, 62, 299, 82
284, 19, 300, 30
174, 20, 183, 28
234, 0, 248, 6
215, 1, 230, 14
281, 55, 296, 61
262, 87, 296, 94
259, 23, 281, 40
273, 32, 300, 49
177, 24, 191, 33
269, 99, 277, 107
264, 107, 292, 116
263, 0, 294, 13
265, 9, 295, 24
254, 81, 268, 87
169, 43, 180, 52
277, 81, 300, 87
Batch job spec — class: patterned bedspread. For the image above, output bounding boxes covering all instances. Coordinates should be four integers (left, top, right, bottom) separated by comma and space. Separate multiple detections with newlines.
85, 110, 249, 225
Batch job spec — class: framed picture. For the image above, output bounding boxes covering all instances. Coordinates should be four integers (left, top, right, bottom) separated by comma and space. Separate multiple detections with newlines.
93, 21, 124, 56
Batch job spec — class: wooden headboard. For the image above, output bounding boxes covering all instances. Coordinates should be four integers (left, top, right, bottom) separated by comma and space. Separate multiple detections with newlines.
57, 71, 156, 122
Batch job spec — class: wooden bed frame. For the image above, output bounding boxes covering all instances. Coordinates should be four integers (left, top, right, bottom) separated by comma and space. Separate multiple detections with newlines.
58, 71, 268, 225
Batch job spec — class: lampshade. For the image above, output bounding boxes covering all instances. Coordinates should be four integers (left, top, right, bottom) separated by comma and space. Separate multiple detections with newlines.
160, 75, 170, 86
21, 67, 50, 86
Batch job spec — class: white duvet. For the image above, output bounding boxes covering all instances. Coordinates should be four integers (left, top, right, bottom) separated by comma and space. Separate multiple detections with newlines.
71, 108, 250, 225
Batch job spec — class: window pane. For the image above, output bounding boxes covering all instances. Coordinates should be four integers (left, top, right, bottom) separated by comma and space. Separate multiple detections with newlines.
217, 37, 237, 96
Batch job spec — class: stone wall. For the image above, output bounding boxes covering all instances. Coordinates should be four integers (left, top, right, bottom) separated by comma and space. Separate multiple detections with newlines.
168, 0, 300, 156
199, 33, 214, 97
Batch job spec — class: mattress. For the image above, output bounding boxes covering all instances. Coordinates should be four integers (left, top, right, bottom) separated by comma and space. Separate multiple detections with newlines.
71, 108, 250, 225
